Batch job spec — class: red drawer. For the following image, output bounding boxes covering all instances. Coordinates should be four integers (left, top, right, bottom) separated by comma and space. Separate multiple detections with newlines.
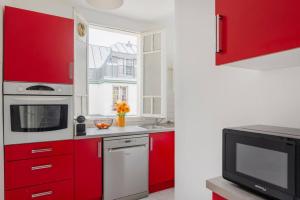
6, 180, 74, 200
5, 155, 73, 190
5, 140, 73, 161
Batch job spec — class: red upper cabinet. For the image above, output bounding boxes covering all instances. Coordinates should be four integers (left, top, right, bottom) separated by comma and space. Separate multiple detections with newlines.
149, 131, 175, 193
4, 6, 74, 84
216, 0, 300, 65
74, 138, 103, 200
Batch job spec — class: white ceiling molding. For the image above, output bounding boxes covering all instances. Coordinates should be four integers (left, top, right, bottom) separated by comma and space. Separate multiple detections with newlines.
65, 0, 174, 21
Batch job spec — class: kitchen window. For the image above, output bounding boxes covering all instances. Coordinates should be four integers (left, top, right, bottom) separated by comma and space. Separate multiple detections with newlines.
74, 13, 167, 118
87, 26, 139, 116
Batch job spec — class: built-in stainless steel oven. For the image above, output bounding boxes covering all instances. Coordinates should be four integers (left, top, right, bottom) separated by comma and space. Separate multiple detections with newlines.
4, 82, 73, 144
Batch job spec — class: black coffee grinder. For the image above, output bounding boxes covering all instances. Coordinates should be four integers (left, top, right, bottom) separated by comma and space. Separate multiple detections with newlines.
75, 115, 86, 136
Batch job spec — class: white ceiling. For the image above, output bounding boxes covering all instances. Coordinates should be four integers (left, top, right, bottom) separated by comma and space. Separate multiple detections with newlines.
67, 0, 174, 22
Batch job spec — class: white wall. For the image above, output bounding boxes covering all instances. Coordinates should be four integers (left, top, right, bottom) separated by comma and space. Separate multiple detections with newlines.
175, 0, 300, 199
77, 7, 159, 33
0, 0, 73, 18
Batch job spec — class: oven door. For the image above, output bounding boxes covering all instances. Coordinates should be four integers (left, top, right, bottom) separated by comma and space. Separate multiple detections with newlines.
223, 130, 295, 200
4, 95, 73, 144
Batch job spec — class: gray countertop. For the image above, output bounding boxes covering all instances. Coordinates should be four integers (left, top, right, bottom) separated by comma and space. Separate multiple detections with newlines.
74, 125, 175, 139
206, 177, 266, 200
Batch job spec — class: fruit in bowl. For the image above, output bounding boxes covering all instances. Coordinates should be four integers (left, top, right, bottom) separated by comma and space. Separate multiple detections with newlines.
94, 119, 113, 129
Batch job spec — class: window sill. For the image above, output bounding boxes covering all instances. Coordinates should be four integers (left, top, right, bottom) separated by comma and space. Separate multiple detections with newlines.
85, 115, 166, 127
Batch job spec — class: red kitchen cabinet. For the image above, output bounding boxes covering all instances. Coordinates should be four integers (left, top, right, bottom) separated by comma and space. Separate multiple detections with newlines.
216, 0, 300, 65
149, 131, 175, 193
4, 6, 74, 84
5, 155, 73, 190
212, 193, 227, 200
6, 180, 74, 200
5, 140, 74, 161
74, 138, 103, 200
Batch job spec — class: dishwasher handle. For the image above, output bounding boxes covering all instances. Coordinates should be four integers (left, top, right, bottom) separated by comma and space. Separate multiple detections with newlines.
107, 144, 147, 152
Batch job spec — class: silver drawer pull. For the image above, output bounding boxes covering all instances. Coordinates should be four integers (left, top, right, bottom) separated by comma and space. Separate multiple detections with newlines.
32, 191, 53, 198
150, 138, 153, 151
98, 141, 102, 158
216, 14, 223, 53
69, 62, 74, 80
31, 148, 53, 154
31, 164, 52, 171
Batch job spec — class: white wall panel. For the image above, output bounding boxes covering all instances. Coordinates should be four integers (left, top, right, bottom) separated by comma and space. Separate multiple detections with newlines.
175, 0, 300, 199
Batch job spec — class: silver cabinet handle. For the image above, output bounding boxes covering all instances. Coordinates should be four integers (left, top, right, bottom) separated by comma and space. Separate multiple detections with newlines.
32, 191, 53, 198
150, 138, 153, 151
31, 148, 53, 154
216, 14, 223, 53
31, 164, 52, 171
98, 141, 102, 158
69, 62, 74, 80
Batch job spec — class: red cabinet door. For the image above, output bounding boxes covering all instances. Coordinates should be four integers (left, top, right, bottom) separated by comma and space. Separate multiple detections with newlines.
6, 180, 74, 200
216, 0, 300, 65
5, 140, 74, 161
4, 6, 74, 84
212, 193, 227, 200
5, 155, 74, 190
149, 132, 175, 193
74, 138, 102, 200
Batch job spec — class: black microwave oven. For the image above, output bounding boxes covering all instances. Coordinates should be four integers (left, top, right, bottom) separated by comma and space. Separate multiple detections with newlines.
223, 125, 300, 200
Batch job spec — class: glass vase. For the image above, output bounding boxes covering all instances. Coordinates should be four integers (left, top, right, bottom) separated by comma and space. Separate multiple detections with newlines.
117, 115, 126, 127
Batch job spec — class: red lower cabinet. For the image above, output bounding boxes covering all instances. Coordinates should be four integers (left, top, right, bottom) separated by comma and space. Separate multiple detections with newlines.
213, 193, 227, 200
6, 180, 74, 200
4, 140, 74, 200
74, 138, 103, 200
5, 140, 74, 161
149, 132, 175, 193
5, 155, 73, 190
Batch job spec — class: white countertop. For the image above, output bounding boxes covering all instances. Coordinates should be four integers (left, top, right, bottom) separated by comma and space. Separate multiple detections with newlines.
74, 125, 175, 139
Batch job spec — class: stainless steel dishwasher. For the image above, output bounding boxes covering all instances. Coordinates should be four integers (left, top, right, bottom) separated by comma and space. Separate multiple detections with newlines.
104, 134, 149, 200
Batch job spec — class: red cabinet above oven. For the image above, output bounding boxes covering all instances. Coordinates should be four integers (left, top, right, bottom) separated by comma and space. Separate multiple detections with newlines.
4, 6, 74, 84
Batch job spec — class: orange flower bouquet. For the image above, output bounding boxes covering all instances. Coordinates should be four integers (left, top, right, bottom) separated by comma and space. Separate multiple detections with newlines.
115, 101, 130, 127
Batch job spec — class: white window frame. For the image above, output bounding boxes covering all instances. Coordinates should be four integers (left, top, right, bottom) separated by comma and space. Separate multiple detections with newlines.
140, 30, 167, 118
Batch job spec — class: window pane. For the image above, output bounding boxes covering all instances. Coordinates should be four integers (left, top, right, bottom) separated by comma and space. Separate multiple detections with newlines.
121, 87, 128, 102
88, 26, 138, 116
